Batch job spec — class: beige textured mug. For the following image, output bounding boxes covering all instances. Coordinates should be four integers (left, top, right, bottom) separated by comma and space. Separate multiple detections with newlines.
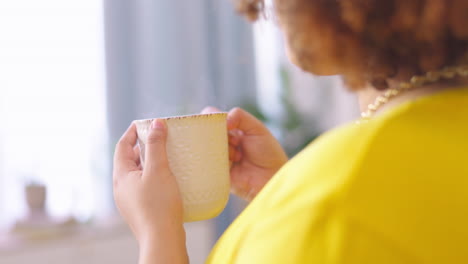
134, 113, 230, 222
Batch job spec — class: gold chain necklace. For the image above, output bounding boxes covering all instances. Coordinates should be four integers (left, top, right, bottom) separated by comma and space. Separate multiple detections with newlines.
360, 65, 468, 122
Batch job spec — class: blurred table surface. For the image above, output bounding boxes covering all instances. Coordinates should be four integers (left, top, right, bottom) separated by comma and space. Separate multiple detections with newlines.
0, 215, 214, 264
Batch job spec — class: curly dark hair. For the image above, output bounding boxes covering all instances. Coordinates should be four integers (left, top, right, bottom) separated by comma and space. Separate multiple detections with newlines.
236, 0, 468, 90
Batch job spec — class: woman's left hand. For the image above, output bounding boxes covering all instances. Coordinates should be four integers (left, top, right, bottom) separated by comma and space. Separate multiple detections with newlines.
113, 120, 187, 263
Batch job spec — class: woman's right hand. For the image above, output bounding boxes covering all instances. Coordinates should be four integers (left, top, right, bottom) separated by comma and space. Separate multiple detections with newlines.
202, 107, 288, 201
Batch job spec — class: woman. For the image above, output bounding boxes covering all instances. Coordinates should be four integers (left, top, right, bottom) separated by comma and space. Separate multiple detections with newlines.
113, 0, 468, 263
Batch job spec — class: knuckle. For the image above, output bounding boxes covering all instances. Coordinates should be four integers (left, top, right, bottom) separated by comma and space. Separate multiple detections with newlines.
230, 107, 243, 115
228, 107, 243, 126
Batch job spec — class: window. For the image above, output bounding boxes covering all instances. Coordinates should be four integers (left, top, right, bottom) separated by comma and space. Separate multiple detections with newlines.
0, 0, 107, 227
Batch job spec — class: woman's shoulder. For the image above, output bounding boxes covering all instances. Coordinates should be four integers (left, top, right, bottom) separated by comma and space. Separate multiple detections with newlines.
264, 86, 468, 208
290, 86, 468, 180
208, 89, 468, 263
208, 88, 468, 263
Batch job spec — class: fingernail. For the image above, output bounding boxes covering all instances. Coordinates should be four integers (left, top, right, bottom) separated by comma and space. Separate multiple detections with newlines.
151, 119, 165, 130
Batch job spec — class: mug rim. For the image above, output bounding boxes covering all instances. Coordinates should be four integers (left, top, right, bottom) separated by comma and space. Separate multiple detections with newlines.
134, 112, 227, 123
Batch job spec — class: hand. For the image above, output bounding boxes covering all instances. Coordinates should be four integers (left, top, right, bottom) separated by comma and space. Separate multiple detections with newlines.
113, 120, 187, 264
202, 107, 288, 201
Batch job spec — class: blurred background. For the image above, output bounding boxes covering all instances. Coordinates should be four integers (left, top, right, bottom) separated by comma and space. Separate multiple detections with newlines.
0, 0, 358, 263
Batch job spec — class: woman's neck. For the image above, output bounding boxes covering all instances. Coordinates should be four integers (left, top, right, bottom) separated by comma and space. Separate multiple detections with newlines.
357, 81, 468, 116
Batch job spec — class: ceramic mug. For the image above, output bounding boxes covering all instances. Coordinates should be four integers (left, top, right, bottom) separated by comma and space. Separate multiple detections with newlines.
134, 113, 230, 222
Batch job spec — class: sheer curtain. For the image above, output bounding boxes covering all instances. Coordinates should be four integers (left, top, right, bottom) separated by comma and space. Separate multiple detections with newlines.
0, 0, 107, 227
104, 0, 257, 140
104, 0, 257, 238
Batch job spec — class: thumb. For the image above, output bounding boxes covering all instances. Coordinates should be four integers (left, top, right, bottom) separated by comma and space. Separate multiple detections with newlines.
144, 119, 170, 176
227, 107, 269, 135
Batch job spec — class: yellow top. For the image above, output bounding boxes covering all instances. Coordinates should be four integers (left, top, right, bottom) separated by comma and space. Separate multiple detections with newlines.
207, 87, 468, 264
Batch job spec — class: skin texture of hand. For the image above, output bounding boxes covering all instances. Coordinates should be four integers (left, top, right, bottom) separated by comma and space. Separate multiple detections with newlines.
113, 119, 188, 264
202, 107, 289, 201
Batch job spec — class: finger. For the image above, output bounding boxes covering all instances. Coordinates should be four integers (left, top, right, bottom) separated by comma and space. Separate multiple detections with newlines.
114, 123, 140, 176
228, 130, 242, 146
227, 107, 269, 135
133, 144, 140, 158
201, 106, 222, 114
232, 149, 242, 163
229, 167, 250, 200
229, 140, 239, 149
143, 119, 170, 177
133, 145, 141, 166
234, 150, 242, 162
229, 145, 236, 161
